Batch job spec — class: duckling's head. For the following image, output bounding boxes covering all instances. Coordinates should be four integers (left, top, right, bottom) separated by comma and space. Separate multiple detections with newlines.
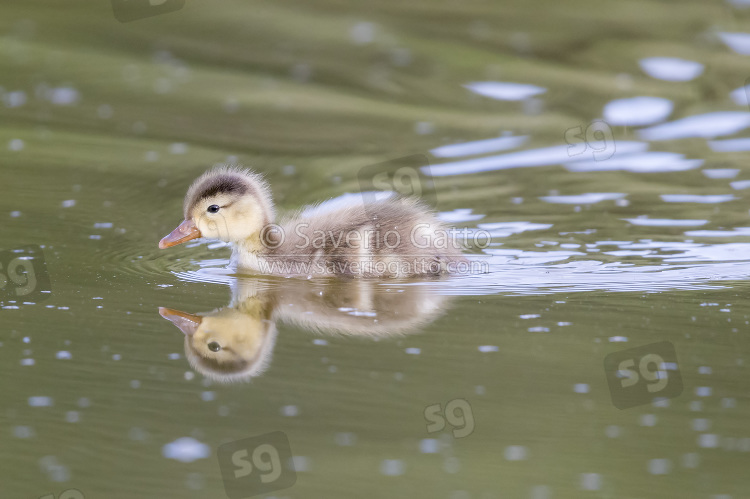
159, 166, 274, 249
159, 305, 277, 383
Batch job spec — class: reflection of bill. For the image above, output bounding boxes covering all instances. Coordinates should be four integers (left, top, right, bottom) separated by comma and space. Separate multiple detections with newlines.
111, 0, 186, 23
0, 245, 51, 302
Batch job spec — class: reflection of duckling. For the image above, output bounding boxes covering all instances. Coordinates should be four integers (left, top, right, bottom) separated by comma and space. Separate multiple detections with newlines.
160, 277, 449, 383
160, 286, 278, 382
159, 166, 467, 277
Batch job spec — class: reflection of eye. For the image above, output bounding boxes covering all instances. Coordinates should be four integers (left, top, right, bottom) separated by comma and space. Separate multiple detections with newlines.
208, 341, 221, 352
207, 205, 220, 214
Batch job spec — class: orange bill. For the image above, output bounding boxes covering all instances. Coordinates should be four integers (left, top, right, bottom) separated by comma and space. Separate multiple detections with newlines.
159, 219, 202, 249
159, 307, 203, 336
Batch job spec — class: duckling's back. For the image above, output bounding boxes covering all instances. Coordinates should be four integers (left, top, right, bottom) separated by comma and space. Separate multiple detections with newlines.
258, 197, 468, 277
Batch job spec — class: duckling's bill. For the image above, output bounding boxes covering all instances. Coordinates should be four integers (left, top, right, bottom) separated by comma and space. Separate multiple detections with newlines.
159, 219, 202, 249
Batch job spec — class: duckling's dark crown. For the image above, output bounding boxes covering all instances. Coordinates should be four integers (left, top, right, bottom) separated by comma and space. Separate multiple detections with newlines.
184, 173, 252, 217
196, 175, 249, 200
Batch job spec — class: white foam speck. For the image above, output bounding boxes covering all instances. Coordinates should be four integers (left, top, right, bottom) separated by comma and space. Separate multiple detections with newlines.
682, 452, 700, 468
708, 138, 750, 152
464, 81, 546, 101
639, 57, 704, 81
504, 445, 528, 460
420, 439, 439, 454
623, 217, 708, 227
380, 459, 405, 476
4, 91, 27, 107
605, 425, 621, 438
334, 432, 357, 446
290, 456, 310, 472
566, 151, 702, 173
603, 96, 673, 126
640, 414, 657, 426
429, 141, 648, 176
580, 473, 601, 491
29, 396, 53, 407
169, 143, 188, 154
350, 22, 376, 45
281, 405, 299, 417
730, 84, 750, 106
437, 209, 485, 223
685, 227, 750, 237
692, 418, 711, 431
162, 437, 210, 462
702, 168, 739, 178
13, 426, 36, 438
49, 87, 80, 106
698, 433, 719, 448
639, 112, 750, 141
478, 221, 552, 238
661, 194, 735, 204
696, 386, 712, 397
719, 32, 750, 55
430, 135, 528, 158
648, 458, 672, 475
541, 193, 626, 204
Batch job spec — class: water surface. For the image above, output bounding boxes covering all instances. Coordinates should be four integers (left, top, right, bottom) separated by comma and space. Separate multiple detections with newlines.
2, 1, 750, 498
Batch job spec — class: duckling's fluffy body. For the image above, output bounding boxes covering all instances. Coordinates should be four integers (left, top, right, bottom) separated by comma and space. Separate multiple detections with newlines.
160, 166, 467, 278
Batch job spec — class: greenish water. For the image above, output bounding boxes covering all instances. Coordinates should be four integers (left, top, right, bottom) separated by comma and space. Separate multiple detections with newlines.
3, 1, 750, 498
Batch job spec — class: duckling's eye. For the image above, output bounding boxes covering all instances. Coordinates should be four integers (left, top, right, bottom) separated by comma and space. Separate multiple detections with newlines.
207, 341, 221, 352
207, 205, 220, 214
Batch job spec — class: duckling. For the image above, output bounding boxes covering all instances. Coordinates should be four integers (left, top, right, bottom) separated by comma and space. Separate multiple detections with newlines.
160, 276, 450, 382
159, 165, 467, 277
